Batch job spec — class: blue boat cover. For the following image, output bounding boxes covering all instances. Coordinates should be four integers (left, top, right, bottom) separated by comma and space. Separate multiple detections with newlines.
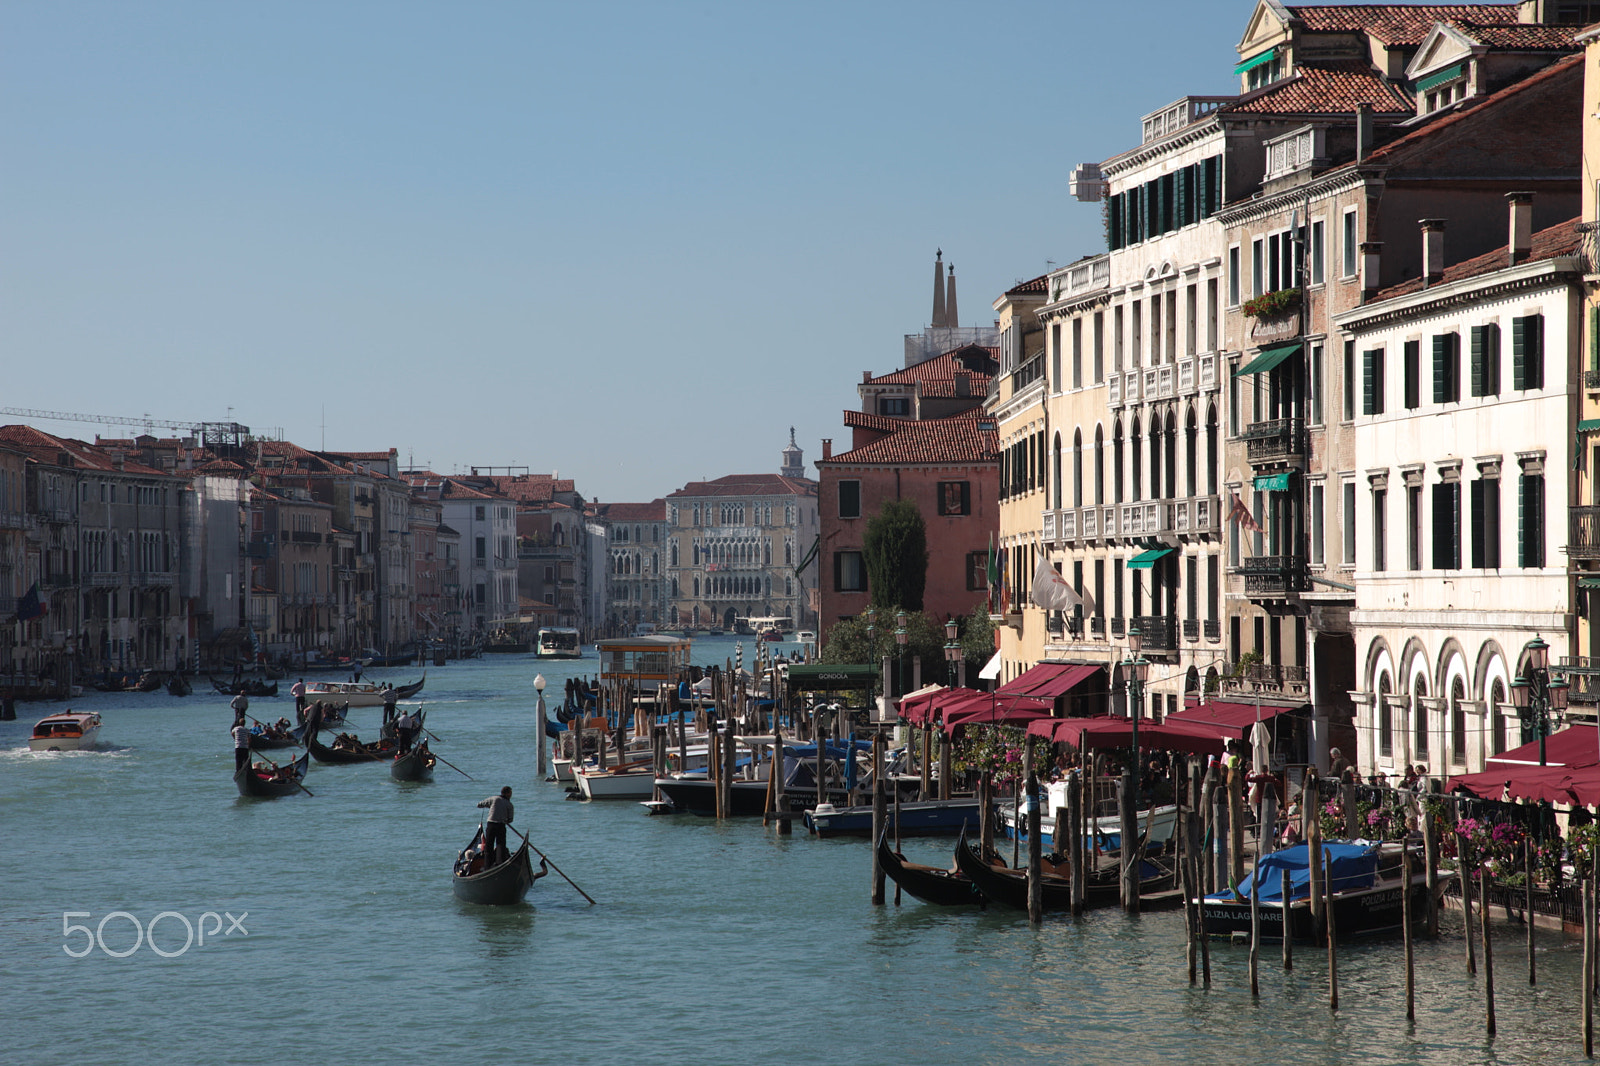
1205, 842, 1379, 903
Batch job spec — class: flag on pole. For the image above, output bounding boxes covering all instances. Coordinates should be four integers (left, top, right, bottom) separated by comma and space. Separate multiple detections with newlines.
15, 582, 46, 622
1030, 558, 1083, 611
1227, 491, 1263, 534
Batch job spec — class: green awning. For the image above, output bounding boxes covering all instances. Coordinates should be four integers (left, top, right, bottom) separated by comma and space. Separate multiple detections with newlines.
1254, 472, 1292, 492
1127, 547, 1175, 570
1580, 577, 1600, 590
1234, 49, 1277, 75
1415, 63, 1465, 92
1235, 342, 1302, 377
1580, 419, 1600, 435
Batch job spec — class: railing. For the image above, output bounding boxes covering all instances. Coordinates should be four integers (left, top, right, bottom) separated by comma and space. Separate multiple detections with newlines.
1140, 95, 1234, 144
1101, 507, 1119, 539
1111, 617, 1126, 639
1178, 358, 1196, 395
1119, 502, 1161, 536
1143, 367, 1159, 402
1193, 494, 1221, 534
1579, 220, 1600, 275
1572, 507, 1600, 559
1587, 370, 1600, 391
1242, 417, 1306, 464
0, 509, 25, 530
1061, 509, 1078, 542
1219, 661, 1310, 696
1238, 554, 1309, 595
132, 571, 174, 587
88, 572, 120, 587
1108, 374, 1123, 407
1041, 510, 1057, 545
289, 530, 323, 544
1560, 657, 1600, 703
1090, 616, 1106, 637
1205, 619, 1222, 642
1132, 615, 1177, 651
1199, 352, 1218, 390
1183, 618, 1199, 642
1081, 506, 1098, 540
1066, 615, 1083, 637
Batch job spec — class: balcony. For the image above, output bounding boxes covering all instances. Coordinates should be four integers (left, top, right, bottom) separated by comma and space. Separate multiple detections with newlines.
1042, 510, 1058, 545
1242, 417, 1306, 465
1199, 352, 1217, 391
1177, 358, 1196, 395
1220, 660, 1310, 698
1204, 618, 1222, 642
132, 571, 174, 587
1572, 507, 1600, 559
1108, 374, 1123, 407
1587, 370, 1600, 392
1111, 617, 1126, 639
1124, 370, 1141, 404
1183, 618, 1199, 642
1560, 657, 1600, 703
1090, 616, 1106, 637
1169, 495, 1221, 537
88, 572, 121, 587
289, 530, 323, 545
245, 541, 272, 559
0, 509, 24, 530
1118, 502, 1161, 537
1131, 615, 1177, 652
1238, 553, 1309, 595
1081, 506, 1098, 540
1143, 367, 1159, 403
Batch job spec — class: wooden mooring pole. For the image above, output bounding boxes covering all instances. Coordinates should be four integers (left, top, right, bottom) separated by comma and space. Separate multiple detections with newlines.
1402, 845, 1415, 1022
870, 735, 885, 905
1282, 869, 1293, 971
1482, 867, 1497, 1037
1197, 853, 1211, 987
1325, 846, 1338, 1013
1249, 862, 1260, 998
1423, 808, 1440, 938
1027, 770, 1043, 925
1463, 849, 1478, 977
1584, 862, 1594, 1058
1068, 770, 1084, 917
1525, 838, 1536, 987
1181, 825, 1197, 985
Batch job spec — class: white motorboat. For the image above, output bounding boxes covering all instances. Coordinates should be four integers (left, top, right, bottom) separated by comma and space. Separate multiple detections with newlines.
305, 676, 423, 707
28, 711, 102, 752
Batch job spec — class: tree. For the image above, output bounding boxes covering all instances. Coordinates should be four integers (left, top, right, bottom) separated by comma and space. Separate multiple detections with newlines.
863, 499, 927, 612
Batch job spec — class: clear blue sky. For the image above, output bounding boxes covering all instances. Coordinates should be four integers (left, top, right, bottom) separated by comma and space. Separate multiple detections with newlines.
2, 1, 1241, 501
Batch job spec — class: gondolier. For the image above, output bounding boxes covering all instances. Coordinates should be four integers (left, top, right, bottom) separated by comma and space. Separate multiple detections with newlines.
395, 707, 420, 753
477, 787, 515, 865
291, 678, 307, 720
230, 692, 249, 719
232, 714, 251, 771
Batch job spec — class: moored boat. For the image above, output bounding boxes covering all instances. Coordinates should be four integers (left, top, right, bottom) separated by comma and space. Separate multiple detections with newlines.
28, 711, 102, 752
954, 829, 1174, 911
877, 832, 981, 906
806, 798, 982, 838
574, 760, 658, 800
166, 673, 193, 697
234, 751, 311, 799
451, 827, 546, 905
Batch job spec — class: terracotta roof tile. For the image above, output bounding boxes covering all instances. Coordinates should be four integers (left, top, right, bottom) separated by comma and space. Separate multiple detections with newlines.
667, 474, 816, 499
592, 500, 666, 522
843, 410, 911, 433
1371, 216, 1581, 301
1285, 5, 1518, 45
1452, 20, 1584, 48
819, 411, 999, 466
1222, 61, 1413, 115
867, 348, 997, 388
1006, 273, 1050, 296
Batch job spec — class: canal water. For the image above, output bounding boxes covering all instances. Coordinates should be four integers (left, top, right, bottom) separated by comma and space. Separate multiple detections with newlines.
2, 636, 1592, 1065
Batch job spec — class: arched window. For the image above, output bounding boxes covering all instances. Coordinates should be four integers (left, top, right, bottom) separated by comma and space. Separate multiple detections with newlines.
1412, 675, 1429, 762
1148, 416, 1161, 499
1489, 678, 1507, 755
1377, 674, 1393, 758
1450, 677, 1467, 766
1094, 425, 1105, 506
1073, 429, 1083, 508
1205, 404, 1219, 496
1164, 410, 1177, 502
1185, 407, 1198, 498
1052, 433, 1063, 509
1130, 418, 1142, 503
1112, 420, 1124, 505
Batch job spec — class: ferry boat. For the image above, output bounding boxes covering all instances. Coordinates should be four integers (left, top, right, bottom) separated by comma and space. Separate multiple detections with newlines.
29, 711, 103, 751
597, 634, 692, 688
536, 627, 583, 659
741, 615, 793, 642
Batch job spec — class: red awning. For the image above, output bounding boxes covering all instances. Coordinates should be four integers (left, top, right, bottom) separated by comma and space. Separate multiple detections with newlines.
940, 691, 1052, 731
1448, 764, 1595, 806
898, 686, 946, 726
1485, 723, 1600, 770
1025, 715, 1227, 756
1166, 699, 1305, 738
995, 662, 1103, 700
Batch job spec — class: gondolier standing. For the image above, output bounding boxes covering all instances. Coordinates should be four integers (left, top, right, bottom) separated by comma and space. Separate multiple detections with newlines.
291, 678, 307, 722
232, 714, 251, 771
477, 787, 515, 865
230, 692, 249, 720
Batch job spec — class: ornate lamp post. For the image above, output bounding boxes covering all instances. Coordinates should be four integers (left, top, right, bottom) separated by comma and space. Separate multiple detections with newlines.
1509, 635, 1569, 767
895, 609, 909, 700
1122, 625, 1150, 771
534, 673, 548, 776
944, 618, 961, 688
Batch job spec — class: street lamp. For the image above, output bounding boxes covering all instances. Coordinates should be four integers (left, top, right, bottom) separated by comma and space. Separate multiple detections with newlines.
1122, 625, 1150, 772
1510, 635, 1569, 766
895, 609, 909, 700
944, 618, 961, 688
534, 673, 548, 776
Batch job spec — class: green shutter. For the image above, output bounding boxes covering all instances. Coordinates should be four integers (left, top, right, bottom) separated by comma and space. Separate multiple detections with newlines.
1591, 306, 1600, 374
1363, 348, 1380, 415
1512, 316, 1526, 390
1175, 168, 1189, 229
1519, 474, 1544, 568
1486, 478, 1499, 568
1469, 479, 1484, 568
1432, 334, 1455, 403
1470, 326, 1486, 398
1485, 323, 1499, 395
1526, 314, 1543, 389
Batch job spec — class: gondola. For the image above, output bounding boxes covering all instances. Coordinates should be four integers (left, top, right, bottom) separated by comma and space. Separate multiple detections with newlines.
390, 741, 437, 782
379, 708, 426, 743
166, 673, 193, 697
210, 677, 279, 698
953, 829, 1174, 912
306, 729, 396, 764
248, 730, 301, 750
451, 827, 546, 905
877, 831, 981, 906
234, 751, 311, 799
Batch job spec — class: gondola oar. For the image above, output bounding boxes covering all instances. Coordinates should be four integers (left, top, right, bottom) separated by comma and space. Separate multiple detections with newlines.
429, 747, 474, 781
515, 828, 595, 905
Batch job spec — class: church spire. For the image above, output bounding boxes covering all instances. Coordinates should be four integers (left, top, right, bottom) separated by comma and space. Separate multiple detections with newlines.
946, 263, 959, 328
931, 249, 947, 328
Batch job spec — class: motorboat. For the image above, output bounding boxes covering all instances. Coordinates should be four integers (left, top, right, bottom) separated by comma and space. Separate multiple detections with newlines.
304, 675, 424, 707
28, 711, 102, 752
536, 627, 583, 659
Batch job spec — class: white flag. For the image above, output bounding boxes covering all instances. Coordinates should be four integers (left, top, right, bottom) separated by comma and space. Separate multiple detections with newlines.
1030, 558, 1083, 612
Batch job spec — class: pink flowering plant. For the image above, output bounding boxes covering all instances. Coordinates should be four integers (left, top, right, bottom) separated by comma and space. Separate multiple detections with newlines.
951, 727, 1046, 786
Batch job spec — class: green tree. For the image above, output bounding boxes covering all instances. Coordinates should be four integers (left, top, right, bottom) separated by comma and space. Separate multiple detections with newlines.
863, 498, 927, 612
820, 607, 990, 691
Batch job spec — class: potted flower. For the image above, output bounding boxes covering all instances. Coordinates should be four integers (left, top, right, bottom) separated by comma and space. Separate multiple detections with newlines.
1242, 288, 1302, 319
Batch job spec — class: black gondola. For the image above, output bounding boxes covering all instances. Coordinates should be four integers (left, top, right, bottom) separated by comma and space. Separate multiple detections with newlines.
451, 827, 546, 905
166, 673, 193, 697
390, 741, 437, 781
307, 729, 396, 764
953, 830, 1174, 912
877, 831, 981, 906
234, 752, 311, 799
211, 677, 279, 698
379, 708, 426, 743
248, 731, 301, 751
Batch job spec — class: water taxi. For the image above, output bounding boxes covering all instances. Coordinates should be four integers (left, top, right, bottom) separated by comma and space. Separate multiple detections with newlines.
29, 711, 103, 752
304, 675, 425, 707
536, 626, 583, 659
741, 615, 793, 641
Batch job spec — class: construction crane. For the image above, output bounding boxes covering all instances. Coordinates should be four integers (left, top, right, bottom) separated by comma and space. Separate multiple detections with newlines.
0, 407, 274, 449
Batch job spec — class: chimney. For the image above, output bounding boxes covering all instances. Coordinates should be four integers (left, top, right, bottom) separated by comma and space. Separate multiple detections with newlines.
946, 264, 960, 328
1507, 191, 1534, 265
863, 370, 872, 383
1419, 219, 1446, 287
821, 439, 833, 461
932, 250, 947, 328
1360, 241, 1383, 302
1355, 102, 1373, 163
954, 370, 971, 397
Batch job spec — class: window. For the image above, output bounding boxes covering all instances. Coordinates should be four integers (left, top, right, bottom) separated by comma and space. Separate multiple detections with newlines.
1403, 340, 1421, 410
1378, 679, 1393, 758
838, 480, 861, 519
1072, 318, 1083, 388
1228, 246, 1241, 307
966, 552, 988, 591
1513, 314, 1544, 390
1051, 324, 1062, 391
1363, 348, 1385, 415
1343, 480, 1357, 566
1342, 209, 1358, 278
1451, 678, 1467, 766
1470, 476, 1500, 568
1372, 488, 1387, 571
1433, 333, 1460, 404
475, 536, 486, 562
1309, 343, 1323, 424
1470, 323, 1500, 397
1252, 238, 1265, 297
1343, 340, 1355, 421
1406, 484, 1423, 570
475, 505, 485, 521
834, 551, 865, 591
877, 397, 910, 416
1310, 219, 1325, 284
1094, 312, 1105, 382
1432, 481, 1460, 570
1310, 484, 1325, 565
938, 481, 971, 516
1519, 472, 1544, 567
1413, 679, 1429, 760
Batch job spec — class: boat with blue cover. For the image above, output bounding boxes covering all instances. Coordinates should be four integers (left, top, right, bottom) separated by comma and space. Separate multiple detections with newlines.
1199, 839, 1438, 941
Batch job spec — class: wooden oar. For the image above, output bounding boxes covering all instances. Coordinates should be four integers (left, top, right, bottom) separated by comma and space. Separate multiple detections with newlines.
429, 746, 474, 780
514, 828, 596, 905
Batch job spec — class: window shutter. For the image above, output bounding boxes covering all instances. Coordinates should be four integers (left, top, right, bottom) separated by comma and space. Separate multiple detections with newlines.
1469, 479, 1485, 568
1404, 341, 1419, 409
1485, 323, 1499, 395
1525, 314, 1543, 389
1485, 478, 1499, 568
1432, 483, 1451, 570
1432, 334, 1453, 403
1512, 316, 1528, 390
1591, 306, 1600, 374
1363, 348, 1379, 415
1175, 169, 1188, 229
1470, 326, 1486, 397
